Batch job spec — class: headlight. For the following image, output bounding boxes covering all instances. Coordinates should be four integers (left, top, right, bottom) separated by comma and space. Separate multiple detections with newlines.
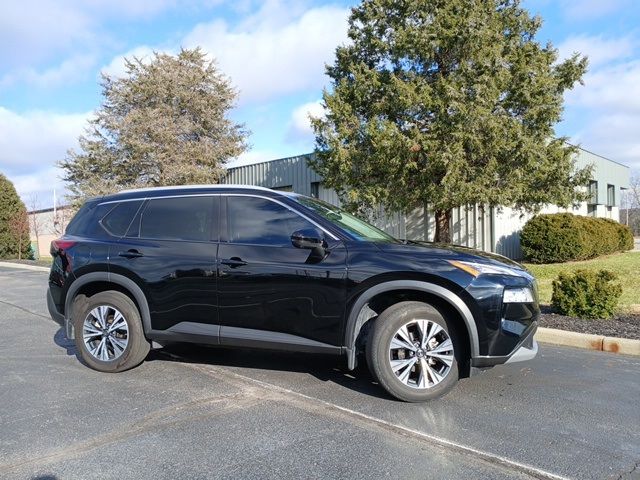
448, 260, 522, 278
503, 287, 535, 303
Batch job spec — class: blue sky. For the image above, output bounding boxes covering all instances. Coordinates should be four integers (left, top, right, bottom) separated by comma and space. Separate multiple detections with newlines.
1, 0, 639, 207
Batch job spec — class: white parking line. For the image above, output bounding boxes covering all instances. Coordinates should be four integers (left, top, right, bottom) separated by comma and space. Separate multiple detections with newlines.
204, 366, 572, 480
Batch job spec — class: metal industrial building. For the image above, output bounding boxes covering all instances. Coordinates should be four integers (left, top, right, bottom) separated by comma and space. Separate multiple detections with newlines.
223, 148, 630, 259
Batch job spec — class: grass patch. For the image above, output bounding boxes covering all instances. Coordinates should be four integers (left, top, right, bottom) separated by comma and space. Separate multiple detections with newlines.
524, 252, 640, 312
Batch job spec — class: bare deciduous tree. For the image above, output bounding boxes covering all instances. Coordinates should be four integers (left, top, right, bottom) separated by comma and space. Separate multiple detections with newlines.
8, 209, 30, 260
28, 194, 41, 257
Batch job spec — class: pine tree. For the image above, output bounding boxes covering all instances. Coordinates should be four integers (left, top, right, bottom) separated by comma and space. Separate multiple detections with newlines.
60, 48, 248, 203
312, 0, 591, 242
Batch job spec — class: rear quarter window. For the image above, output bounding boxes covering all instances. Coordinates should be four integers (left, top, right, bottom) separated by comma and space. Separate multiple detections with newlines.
65, 201, 110, 237
100, 201, 144, 237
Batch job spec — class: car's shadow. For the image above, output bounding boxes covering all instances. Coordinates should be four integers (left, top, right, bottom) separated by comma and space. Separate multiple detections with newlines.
52, 327, 391, 400
147, 343, 392, 400
54, 327, 79, 358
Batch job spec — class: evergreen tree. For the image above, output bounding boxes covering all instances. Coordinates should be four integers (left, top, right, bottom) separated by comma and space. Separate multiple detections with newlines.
0, 174, 31, 259
312, 0, 591, 242
60, 48, 248, 203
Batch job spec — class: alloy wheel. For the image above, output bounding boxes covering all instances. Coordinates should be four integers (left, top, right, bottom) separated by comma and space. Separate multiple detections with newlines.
82, 305, 129, 361
388, 319, 454, 389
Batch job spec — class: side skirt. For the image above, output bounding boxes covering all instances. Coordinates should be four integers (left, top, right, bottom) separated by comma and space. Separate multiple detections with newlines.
148, 322, 343, 355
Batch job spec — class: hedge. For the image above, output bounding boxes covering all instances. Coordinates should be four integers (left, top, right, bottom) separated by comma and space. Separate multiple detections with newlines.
520, 213, 634, 263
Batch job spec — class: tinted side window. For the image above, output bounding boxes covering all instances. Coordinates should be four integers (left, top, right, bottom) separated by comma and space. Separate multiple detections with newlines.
101, 201, 143, 237
141, 196, 214, 242
227, 196, 315, 246
66, 202, 111, 237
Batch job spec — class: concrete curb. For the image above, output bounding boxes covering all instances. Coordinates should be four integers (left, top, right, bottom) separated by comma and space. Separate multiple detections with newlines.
536, 327, 640, 356
0, 261, 50, 272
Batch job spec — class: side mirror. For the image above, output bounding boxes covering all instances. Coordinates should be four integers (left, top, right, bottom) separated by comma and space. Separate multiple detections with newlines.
291, 228, 325, 250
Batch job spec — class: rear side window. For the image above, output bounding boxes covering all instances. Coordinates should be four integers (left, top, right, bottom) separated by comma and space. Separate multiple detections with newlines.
66, 201, 111, 237
101, 201, 143, 237
140, 196, 214, 242
227, 196, 315, 246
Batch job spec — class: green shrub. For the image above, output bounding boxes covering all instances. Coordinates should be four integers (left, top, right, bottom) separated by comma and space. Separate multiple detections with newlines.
551, 269, 622, 319
521, 213, 635, 263
609, 219, 634, 251
520, 213, 584, 263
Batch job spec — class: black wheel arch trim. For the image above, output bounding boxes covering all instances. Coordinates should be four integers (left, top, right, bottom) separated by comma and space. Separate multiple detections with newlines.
63, 272, 152, 339
344, 280, 480, 370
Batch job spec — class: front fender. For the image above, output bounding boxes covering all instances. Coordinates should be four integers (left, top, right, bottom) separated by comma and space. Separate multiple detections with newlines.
344, 280, 480, 370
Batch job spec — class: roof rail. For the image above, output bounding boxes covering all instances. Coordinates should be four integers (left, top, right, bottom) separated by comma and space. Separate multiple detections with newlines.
119, 184, 275, 194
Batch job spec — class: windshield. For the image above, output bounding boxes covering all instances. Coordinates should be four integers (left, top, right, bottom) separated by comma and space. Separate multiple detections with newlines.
295, 196, 398, 242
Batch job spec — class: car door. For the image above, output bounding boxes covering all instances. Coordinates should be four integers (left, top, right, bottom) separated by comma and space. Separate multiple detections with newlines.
108, 195, 219, 334
217, 194, 347, 348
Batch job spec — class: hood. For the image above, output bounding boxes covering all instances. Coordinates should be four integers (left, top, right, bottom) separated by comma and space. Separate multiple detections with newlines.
375, 240, 526, 270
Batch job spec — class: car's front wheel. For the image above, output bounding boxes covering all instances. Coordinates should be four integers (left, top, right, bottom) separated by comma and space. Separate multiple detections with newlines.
366, 301, 460, 402
74, 290, 150, 373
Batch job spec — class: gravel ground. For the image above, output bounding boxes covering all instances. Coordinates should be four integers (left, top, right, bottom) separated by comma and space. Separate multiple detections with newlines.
539, 311, 640, 340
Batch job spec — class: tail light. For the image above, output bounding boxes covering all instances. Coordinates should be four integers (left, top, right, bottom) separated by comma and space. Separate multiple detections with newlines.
50, 239, 76, 255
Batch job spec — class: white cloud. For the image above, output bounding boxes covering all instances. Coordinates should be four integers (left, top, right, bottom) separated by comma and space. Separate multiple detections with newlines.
0, 2, 92, 69
557, 34, 636, 68
567, 60, 640, 115
573, 113, 640, 170
183, 4, 350, 103
1, 54, 97, 89
0, 107, 90, 199
287, 100, 325, 142
560, 34, 640, 170
0, 0, 223, 76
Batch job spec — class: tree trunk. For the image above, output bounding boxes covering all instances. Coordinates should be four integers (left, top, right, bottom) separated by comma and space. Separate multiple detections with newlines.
434, 209, 452, 244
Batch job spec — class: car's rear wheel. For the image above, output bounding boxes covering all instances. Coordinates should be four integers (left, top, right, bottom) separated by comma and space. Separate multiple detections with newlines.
366, 301, 460, 402
74, 291, 150, 373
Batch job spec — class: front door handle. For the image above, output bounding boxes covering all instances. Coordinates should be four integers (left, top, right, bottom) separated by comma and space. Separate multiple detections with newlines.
118, 249, 144, 259
220, 257, 247, 268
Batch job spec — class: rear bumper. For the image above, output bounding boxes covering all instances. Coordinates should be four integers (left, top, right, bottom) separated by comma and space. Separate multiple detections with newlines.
46, 289, 65, 326
47, 289, 75, 339
471, 322, 538, 368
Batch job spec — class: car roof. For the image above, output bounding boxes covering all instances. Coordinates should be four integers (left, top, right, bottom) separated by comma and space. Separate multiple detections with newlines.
99, 184, 293, 203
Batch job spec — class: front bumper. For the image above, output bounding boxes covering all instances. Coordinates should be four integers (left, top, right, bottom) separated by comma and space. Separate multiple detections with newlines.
471, 322, 538, 368
505, 328, 538, 364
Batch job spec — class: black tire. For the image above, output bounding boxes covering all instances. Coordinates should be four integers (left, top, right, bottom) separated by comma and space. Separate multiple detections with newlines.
74, 290, 150, 373
366, 301, 460, 402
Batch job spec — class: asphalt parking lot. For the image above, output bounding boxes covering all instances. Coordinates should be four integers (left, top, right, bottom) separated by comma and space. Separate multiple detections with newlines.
1, 265, 639, 480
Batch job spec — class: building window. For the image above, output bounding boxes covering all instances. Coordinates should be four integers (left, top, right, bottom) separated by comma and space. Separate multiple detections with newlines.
588, 181, 598, 204
587, 204, 597, 216
607, 184, 615, 207
310, 182, 320, 198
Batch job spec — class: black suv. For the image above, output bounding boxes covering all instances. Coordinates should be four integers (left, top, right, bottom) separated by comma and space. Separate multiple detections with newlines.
47, 185, 538, 402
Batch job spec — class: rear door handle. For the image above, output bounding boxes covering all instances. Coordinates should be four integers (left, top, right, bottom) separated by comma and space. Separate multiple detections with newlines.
118, 249, 144, 259
220, 257, 247, 268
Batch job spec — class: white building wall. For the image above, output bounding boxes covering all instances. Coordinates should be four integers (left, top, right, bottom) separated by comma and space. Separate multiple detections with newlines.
27, 207, 72, 258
